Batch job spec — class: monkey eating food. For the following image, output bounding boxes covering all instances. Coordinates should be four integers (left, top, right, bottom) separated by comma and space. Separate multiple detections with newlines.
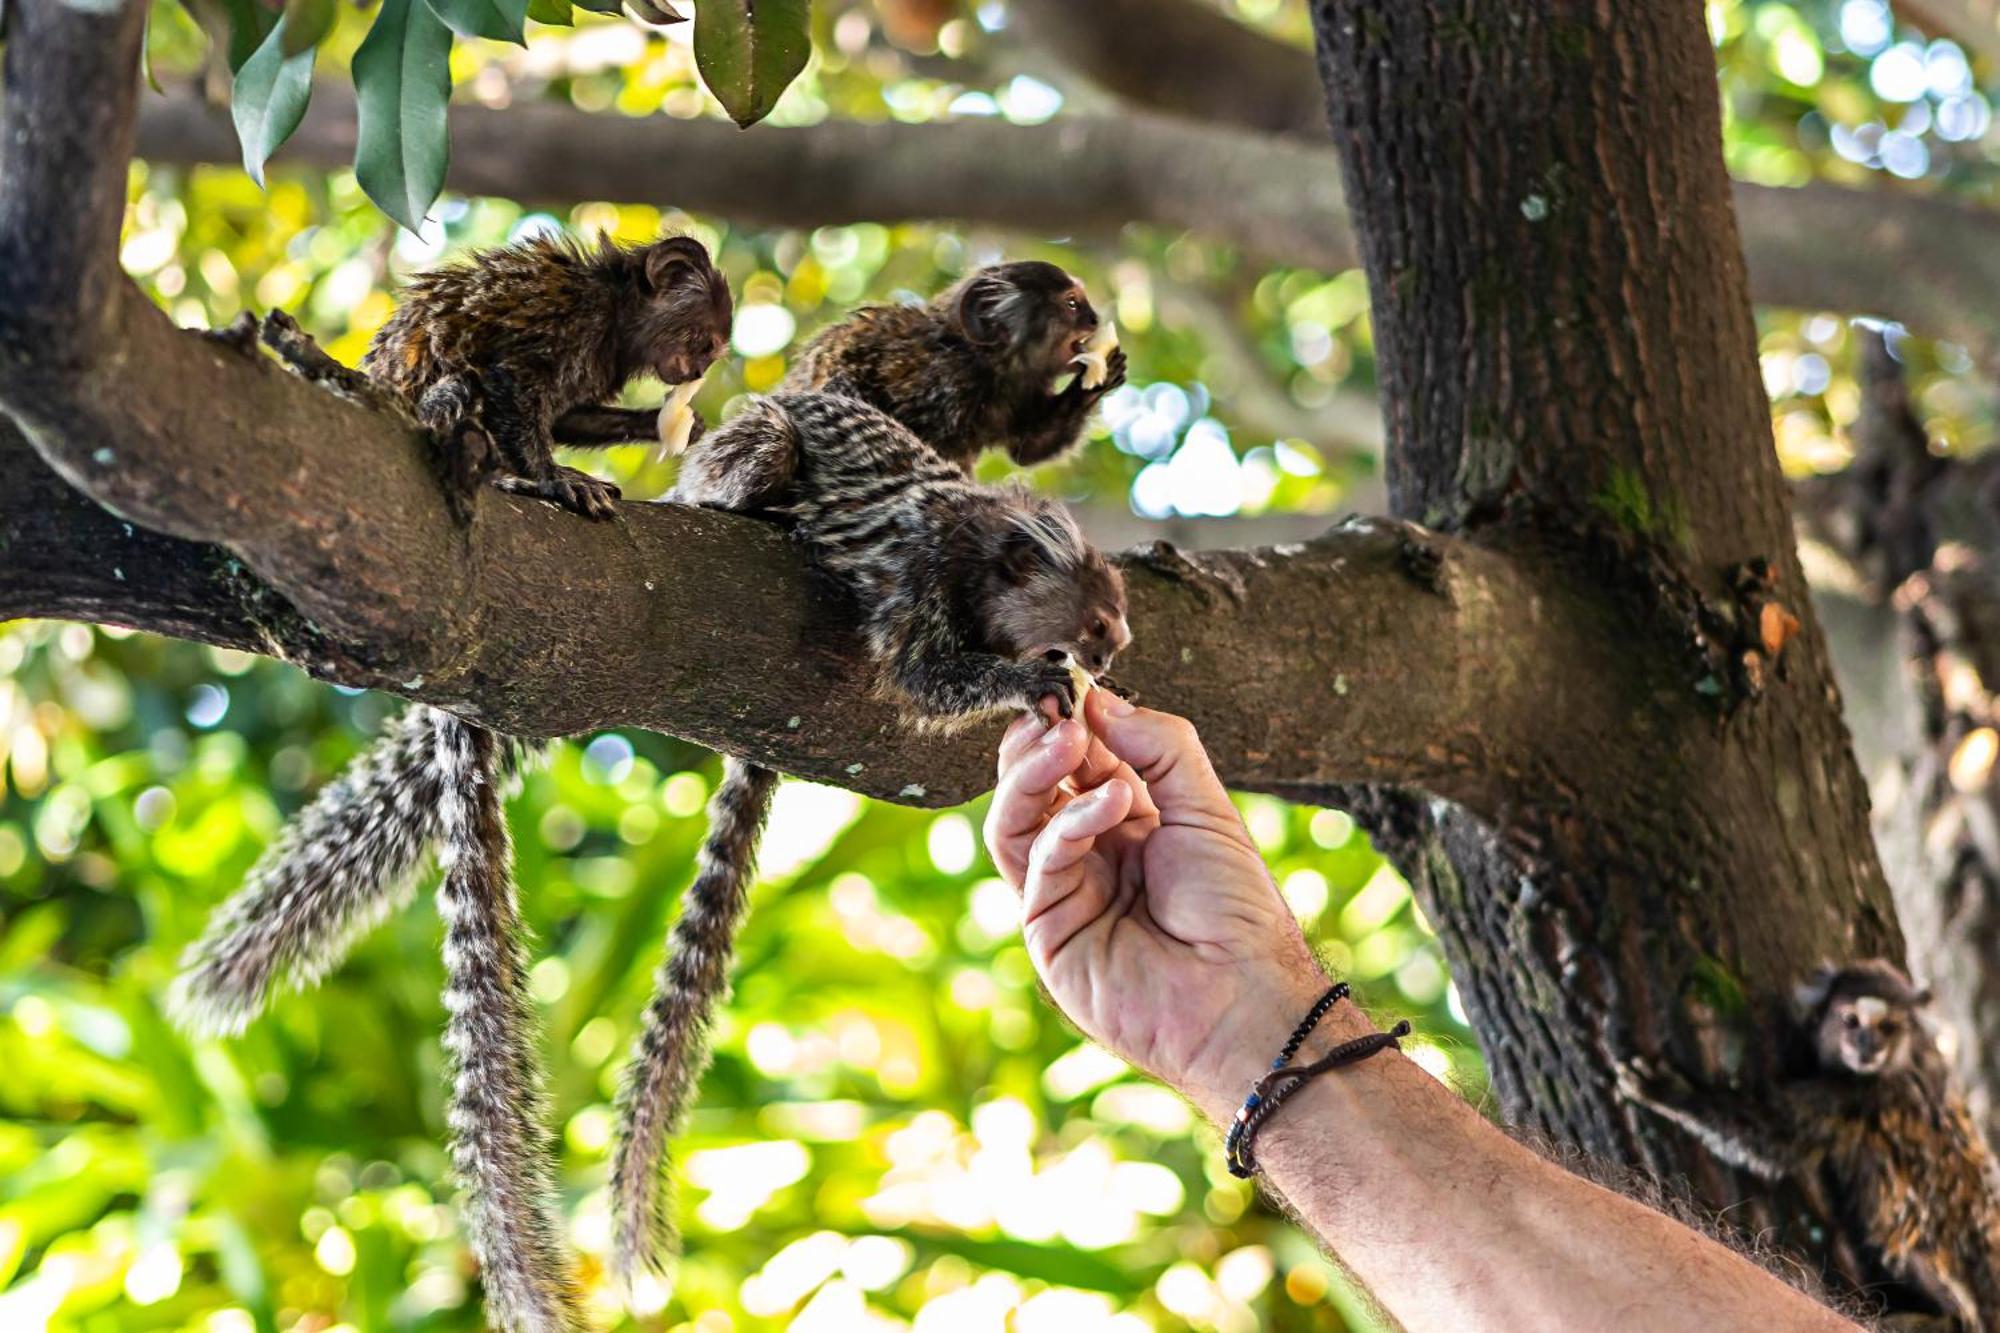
785, 259, 1127, 472
609, 387, 1130, 1281
171, 360, 1130, 1321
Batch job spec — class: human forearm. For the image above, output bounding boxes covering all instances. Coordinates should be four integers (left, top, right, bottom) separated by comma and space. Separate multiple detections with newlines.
1176, 969, 1859, 1332
985, 701, 1858, 1331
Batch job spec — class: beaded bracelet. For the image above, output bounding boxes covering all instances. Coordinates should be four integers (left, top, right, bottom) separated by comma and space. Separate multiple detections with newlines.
1224, 982, 1411, 1179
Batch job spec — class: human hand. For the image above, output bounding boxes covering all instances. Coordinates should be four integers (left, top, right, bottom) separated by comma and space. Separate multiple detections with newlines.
983, 691, 1334, 1120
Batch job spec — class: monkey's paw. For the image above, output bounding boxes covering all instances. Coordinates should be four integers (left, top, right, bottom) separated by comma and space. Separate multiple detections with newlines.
495, 465, 622, 520
1613, 1057, 1686, 1105
1091, 346, 1129, 397
1018, 657, 1081, 721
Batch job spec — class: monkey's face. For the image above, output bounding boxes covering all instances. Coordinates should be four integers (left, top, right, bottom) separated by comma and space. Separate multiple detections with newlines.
630, 237, 734, 385
952, 261, 1104, 382
982, 510, 1131, 677
1817, 994, 1914, 1076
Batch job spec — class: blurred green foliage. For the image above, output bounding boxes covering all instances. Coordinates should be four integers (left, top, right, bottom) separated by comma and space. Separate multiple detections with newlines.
6, 0, 1999, 1325
0, 623, 1468, 1328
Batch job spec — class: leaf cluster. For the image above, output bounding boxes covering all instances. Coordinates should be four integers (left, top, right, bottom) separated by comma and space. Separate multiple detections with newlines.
191, 0, 812, 230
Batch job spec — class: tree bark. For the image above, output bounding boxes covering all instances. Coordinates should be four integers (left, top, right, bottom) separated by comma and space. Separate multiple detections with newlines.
1306, 0, 1975, 1308
128, 91, 2000, 368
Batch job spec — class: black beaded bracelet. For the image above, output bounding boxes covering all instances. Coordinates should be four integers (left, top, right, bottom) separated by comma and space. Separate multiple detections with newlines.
1224, 982, 1411, 1179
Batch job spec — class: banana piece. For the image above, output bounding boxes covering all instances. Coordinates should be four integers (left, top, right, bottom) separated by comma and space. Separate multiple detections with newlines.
1064, 655, 1095, 706
653, 376, 704, 463
1071, 319, 1119, 391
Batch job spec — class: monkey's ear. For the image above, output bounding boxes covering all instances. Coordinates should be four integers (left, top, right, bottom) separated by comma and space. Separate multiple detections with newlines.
952, 275, 1013, 347
996, 504, 1070, 582
643, 237, 711, 292
997, 526, 1046, 583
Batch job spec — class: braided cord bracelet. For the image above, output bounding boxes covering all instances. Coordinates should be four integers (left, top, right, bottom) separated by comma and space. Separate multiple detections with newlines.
1224, 981, 1412, 1179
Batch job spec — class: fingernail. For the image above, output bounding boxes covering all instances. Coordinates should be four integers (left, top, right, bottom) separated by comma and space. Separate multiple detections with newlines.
1100, 694, 1136, 717
1040, 719, 1075, 747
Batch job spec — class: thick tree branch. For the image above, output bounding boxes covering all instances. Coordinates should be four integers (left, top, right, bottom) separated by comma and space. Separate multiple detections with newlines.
0, 419, 1624, 810
127, 91, 2000, 367
0, 0, 1623, 817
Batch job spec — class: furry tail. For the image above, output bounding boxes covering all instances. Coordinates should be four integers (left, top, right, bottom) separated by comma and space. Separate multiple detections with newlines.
432, 714, 580, 1332
167, 707, 545, 1038
609, 758, 780, 1285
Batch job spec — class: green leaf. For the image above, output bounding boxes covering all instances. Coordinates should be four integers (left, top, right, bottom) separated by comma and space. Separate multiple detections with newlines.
352, 0, 455, 233
231, 16, 316, 187
571, 0, 620, 13
692, 0, 812, 128
211, 0, 278, 73
625, 0, 686, 23
424, 0, 527, 46
278, 0, 336, 56
526, 0, 572, 26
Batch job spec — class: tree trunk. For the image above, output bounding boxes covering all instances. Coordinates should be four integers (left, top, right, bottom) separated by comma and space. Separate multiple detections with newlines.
1305, 0, 1961, 1304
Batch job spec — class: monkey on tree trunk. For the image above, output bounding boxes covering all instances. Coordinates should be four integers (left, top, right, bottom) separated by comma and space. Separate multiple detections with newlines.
1619, 960, 2000, 1328
173, 232, 734, 1332
168, 247, 1133, 1320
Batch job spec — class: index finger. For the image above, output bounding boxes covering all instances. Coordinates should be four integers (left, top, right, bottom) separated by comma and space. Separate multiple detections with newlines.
983, 717, 1090, 884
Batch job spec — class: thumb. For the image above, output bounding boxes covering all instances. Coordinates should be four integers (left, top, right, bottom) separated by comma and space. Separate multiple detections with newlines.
1085, 692, 1242, 832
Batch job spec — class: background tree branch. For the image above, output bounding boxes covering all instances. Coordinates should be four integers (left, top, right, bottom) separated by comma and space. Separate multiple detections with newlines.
1006, 0, 1326, 138
128, 91, 2000, 367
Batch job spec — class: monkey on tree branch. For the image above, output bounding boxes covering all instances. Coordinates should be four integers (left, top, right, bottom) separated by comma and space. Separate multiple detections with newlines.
167, 236, 1132, 1324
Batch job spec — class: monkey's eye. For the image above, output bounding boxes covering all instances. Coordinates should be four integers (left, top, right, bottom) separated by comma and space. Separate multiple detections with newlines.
1879, 1021, 1900, 1037
1841, 1013, 1861, 1029
1066, 296, 1080, 312
1089, 617, 1108, 638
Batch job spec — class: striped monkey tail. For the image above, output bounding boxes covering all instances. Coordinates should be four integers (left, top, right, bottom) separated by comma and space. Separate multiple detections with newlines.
168, 705, 548, 1037
171, 707, 439, 1037
432, 712, 581, 1331
609, 757, 780, 1286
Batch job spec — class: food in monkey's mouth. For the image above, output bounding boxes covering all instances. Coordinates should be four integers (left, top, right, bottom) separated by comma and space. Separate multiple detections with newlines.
1062, 653, 1095, 705
654, 376, 704, 461
1063, 319, 1119, 393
